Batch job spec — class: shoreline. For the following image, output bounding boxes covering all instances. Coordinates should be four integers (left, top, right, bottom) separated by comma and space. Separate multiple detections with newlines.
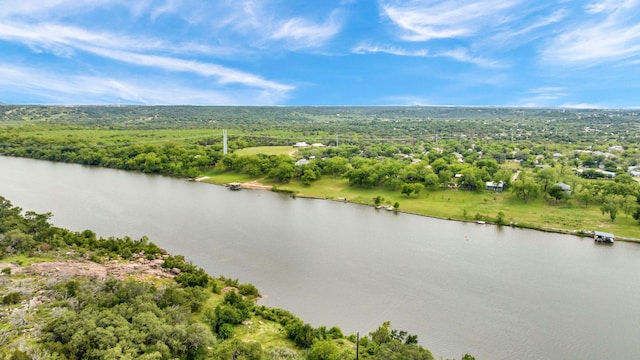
222, 180, 640, 244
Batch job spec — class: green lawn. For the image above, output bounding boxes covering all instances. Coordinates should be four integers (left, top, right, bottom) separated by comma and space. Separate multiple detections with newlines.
234, 146, 297, 156
202, 173, 640, 240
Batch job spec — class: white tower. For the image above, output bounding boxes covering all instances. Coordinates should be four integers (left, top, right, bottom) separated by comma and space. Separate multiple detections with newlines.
223, 129, 228, 155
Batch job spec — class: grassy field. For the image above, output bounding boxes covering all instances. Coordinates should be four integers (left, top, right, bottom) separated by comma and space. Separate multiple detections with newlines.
234, 146, 297, 156
202, 169, 640, 240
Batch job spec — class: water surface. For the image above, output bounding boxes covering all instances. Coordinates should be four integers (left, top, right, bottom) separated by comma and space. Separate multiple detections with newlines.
1, 155, 639, 360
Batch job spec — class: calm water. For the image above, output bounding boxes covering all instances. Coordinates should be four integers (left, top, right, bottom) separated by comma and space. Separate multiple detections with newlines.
1, 155, 639, 360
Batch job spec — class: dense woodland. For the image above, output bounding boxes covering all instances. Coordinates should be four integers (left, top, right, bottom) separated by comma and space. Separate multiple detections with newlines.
0, 196, 446, 359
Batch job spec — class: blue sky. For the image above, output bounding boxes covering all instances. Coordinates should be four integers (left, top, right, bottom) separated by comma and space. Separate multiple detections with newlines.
2, 0, 640, 108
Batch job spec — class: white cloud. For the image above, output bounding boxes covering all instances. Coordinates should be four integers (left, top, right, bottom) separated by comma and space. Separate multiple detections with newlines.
86, 47, 293, 92
517, 86, 572, 107
0, 21, 232, 57
0, 64, 288, 105
0, 0, 154, 20
0, 21, 292, 94
380, 0, 521, 42
271, 14, 342, 49
505, 9, 567, 39
437, 48, 505, 68
543, 0, 640, 65
584, 0, 637, 14
352, 43, 429, 56
352, 43, 503, 68
543, 18, 640, 65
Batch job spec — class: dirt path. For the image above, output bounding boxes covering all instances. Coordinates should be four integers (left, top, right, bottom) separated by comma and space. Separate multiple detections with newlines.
511, 170, 520, 182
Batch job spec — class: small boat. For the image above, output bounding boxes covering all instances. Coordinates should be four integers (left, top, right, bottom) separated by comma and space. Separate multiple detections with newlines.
226, 182, 242, 191
593, 231, 614, 244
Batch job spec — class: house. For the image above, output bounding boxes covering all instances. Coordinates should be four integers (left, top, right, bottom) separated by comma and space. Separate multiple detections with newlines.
295, 159, 310, 166
554, 182, 571, 194
293, 142, 309, 148
485, 181, 504, 191
597, 170, 616, 178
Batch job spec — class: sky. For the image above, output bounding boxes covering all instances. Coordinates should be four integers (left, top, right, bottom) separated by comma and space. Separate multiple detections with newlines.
1, 0, 640, 108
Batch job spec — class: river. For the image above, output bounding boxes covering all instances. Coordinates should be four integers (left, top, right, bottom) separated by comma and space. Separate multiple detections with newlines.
1, 155, 639, 360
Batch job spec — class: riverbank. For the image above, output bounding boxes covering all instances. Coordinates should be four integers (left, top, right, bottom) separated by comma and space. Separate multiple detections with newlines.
206, 175, 640, 243
0, 194, 441, 360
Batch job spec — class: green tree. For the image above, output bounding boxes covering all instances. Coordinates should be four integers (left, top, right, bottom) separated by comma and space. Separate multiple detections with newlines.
321, 156, 350, 177
600, 196, 619, 222
307, 340, 343, 360
547, 185, 566, 203
374, 196, 384, 206
269, 162, 295, 183
511, 176, 540, 202
401, 183, 424, 197
213, 339, 264, 360
301, 169, 317, 185
535, 167, 558, 192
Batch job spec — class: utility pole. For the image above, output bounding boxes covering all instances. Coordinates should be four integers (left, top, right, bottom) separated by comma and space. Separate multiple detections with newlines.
356, 332, 359, 360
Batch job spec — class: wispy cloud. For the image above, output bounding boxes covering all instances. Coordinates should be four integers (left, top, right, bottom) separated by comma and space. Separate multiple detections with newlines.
584, 0, 637, 14
380, 0, 521, 42
0, 21, 235, 57
87, 47, 293, 92
542, 0, 640, 65
0, 21, 293, 94
515, 86, 596, 108
499, 9, 568, 40
0, 0, 155, 20
352, 43, 503, 68
0, 64, 287, 105
352, 43, 429, 56
271, 13, 342, 49
437, 48, 505, 68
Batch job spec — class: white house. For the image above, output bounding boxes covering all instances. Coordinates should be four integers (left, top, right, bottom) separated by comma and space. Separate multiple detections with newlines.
485, 181, 505, 191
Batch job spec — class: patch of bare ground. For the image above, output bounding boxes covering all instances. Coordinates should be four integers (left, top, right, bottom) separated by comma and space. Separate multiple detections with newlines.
3, 256, 174, 282
241, 180, 273, 190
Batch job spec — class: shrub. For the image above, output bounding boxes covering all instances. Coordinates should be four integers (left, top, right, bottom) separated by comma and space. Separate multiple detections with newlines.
238, 283, 260, 297
218, 323, 234, 340
2, 291, 22, 305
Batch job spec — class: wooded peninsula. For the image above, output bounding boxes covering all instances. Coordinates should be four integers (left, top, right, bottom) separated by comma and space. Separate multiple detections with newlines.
0, 195, 441, 359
